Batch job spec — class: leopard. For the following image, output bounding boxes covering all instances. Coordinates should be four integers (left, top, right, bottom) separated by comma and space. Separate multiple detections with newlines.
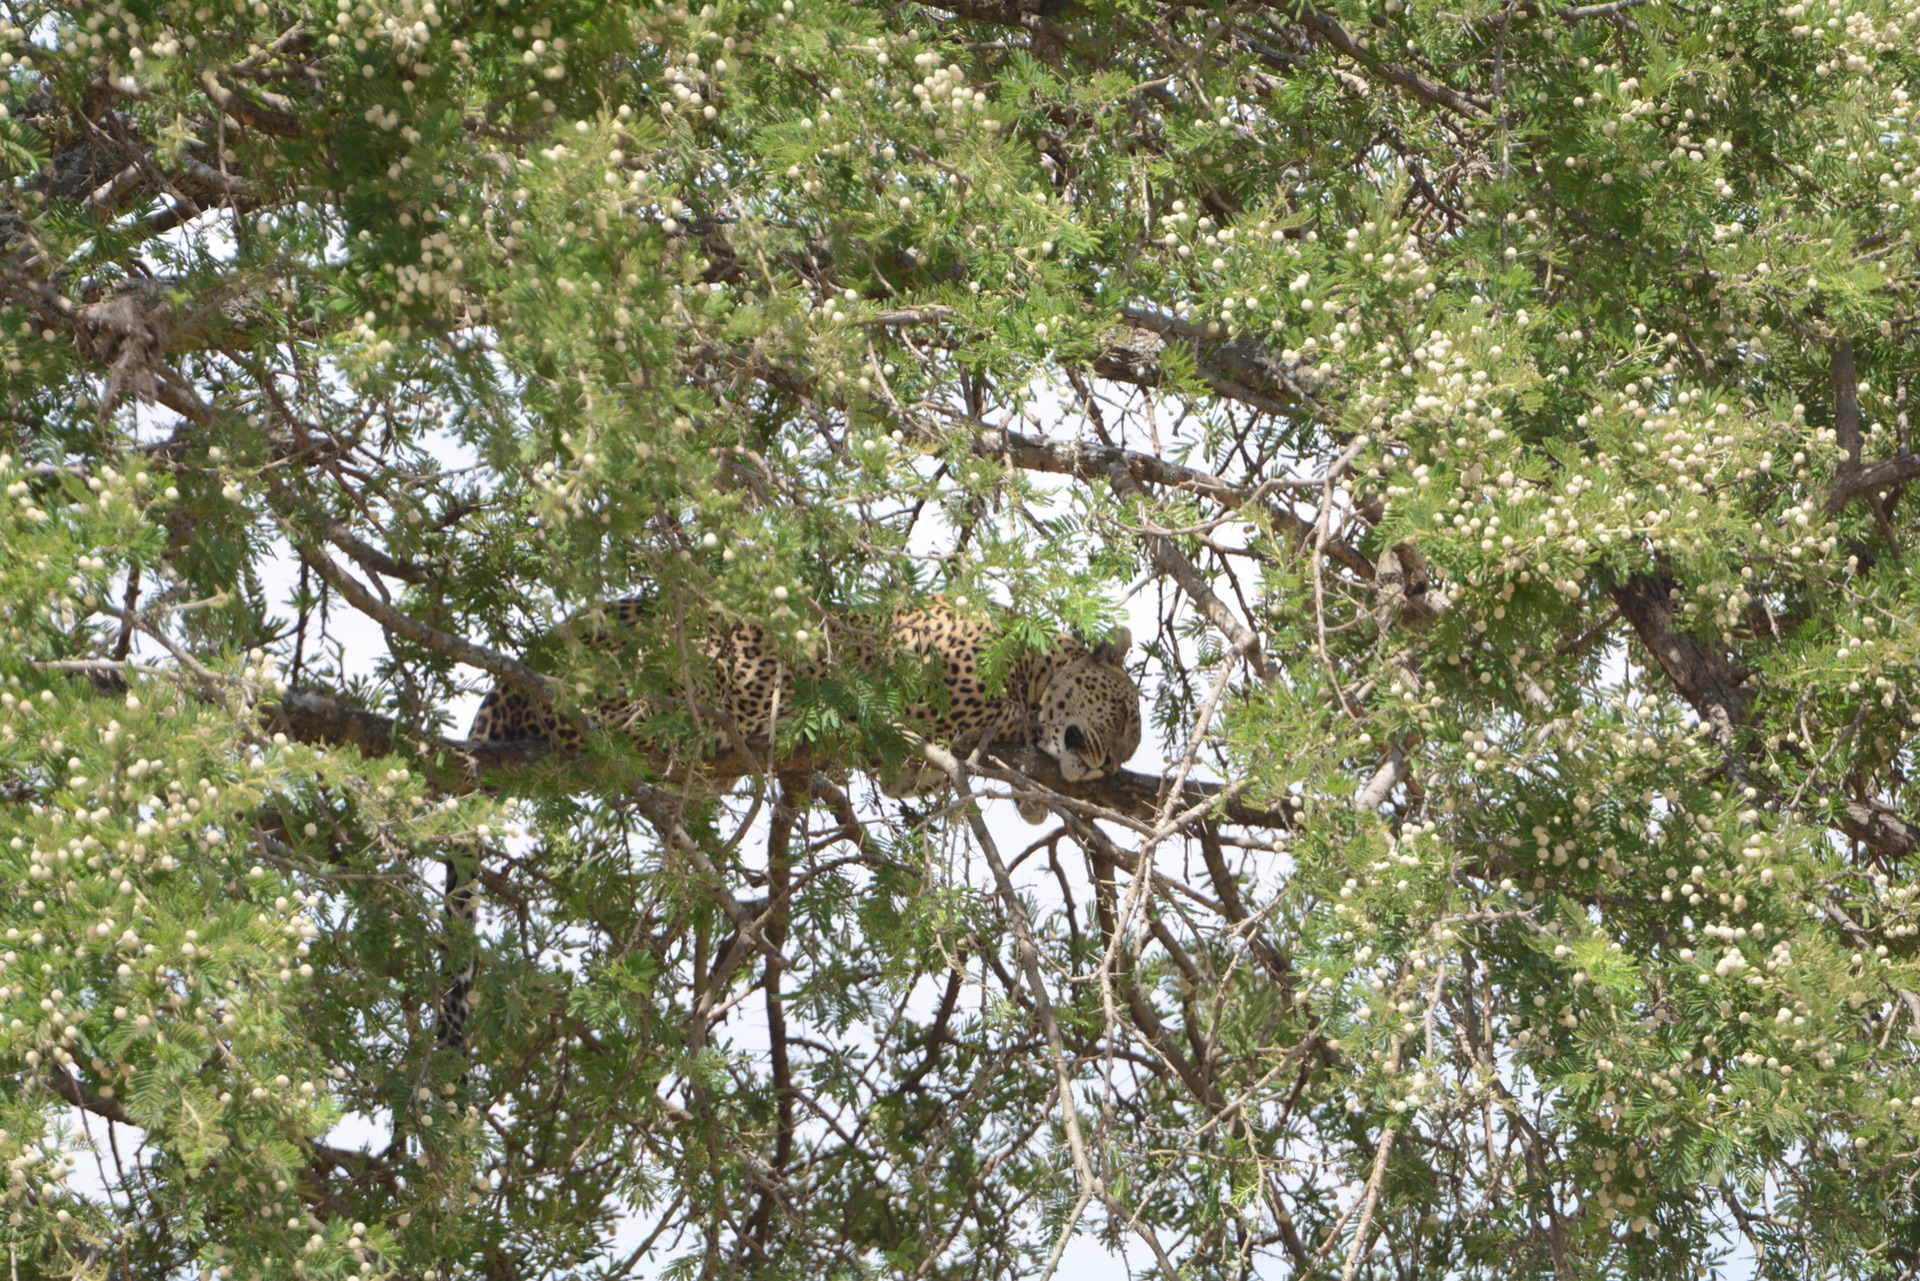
436, 600, 1140, 1068
466, 598, 1143, 807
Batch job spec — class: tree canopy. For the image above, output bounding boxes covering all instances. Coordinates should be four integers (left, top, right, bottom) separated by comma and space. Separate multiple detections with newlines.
4, 0, 1920, 1275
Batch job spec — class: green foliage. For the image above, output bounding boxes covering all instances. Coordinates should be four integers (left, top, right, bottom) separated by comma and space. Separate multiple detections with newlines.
4, 0, 1920, 1275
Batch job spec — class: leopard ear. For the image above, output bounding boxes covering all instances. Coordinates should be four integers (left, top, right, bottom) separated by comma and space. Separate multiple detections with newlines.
1088, 626, 1131, 665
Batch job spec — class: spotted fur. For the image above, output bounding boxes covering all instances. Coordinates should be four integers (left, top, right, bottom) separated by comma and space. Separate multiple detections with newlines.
437, 601, 1140, 1068
466, 599, 1142, 796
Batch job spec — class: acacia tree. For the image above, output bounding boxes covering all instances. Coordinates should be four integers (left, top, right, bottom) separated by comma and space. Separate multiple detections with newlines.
3, 0, 1920, 1275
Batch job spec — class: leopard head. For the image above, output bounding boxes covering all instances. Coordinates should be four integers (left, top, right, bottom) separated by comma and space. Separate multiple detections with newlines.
1033, 628, 1141, 782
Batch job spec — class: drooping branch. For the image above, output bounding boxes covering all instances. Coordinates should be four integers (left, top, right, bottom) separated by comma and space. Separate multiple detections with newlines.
289, 532, 569, 709
927, 0, 1493, 121
1106, 463, 1279, 682
40, 1067, 405, 1209
721, 316, 1354, 566
926, 0, 1080, 40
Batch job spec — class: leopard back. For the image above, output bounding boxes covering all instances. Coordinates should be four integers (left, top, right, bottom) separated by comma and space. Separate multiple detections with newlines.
467, 601, 1140, 788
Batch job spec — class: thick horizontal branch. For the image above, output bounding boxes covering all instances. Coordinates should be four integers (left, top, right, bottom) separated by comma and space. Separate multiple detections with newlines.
1108, 305, 1318, 418
971, 425, 1376, 579
271, 688, 474, 771
181, 157, 258, 201
867, 303, 1315, 418
268, 687, 1299, 831
202, 663, 1920, 856
0, 270, 333, 430
976, 751, 1296, 830
1840, 799, 1919, 862
1556, 0, 1651, 18
42, 1068, 136, 1127
858, 306, 958, 328
1831, 452, 1920, 510
81, 145, 255, 224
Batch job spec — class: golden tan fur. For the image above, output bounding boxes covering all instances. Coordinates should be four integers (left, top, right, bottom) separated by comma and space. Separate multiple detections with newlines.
467, 600, 1141, 801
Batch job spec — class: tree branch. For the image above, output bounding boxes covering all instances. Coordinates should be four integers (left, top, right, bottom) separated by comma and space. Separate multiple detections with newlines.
325, 522, 433, 584
41, 1068, 136, 1127
270, 683, 1300, 830
970, 425, 1376, 580
41, 1067, 404, 1203
928, 0, 1080, 41
923, 741, 1183, 1280
930, 0, 1491, 120
1827, 337, 1920, 512
1341, 1122, 1398, 1281
1832, 453, 1920, 510
1840, 798, 1919, 863
1556, 0, 1651, 18
1354, 746, 1408, 812
1285, 8, 1494, 120
1107, 463, 1278, 681
1608, 573, 1750, 778
1608, 574, 1920, 862
200, 69, 305, 137
1113, 304, 1320, 414
1829, 338, 1864, 511
290, 534, 565, 707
